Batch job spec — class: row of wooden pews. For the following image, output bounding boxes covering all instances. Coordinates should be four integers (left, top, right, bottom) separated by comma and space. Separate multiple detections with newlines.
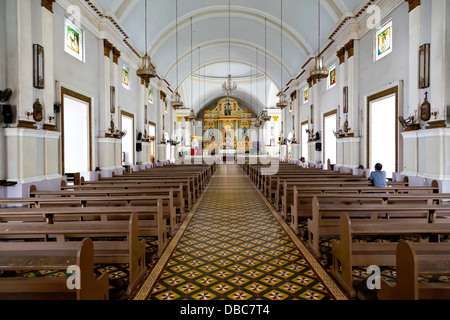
0, 162, 216, 300
242, 161, 450, 300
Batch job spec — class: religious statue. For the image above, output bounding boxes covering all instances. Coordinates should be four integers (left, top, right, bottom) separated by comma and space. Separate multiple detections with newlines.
420, 92, 431, 122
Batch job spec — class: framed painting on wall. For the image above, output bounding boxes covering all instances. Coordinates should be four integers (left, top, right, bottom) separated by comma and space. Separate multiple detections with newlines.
122, 65, 130, 89
343, 86, 348, 114
110, 86, 116, 113
303, 88, 309, 104
375, 20, 393, 61
64, 17, 84, 62
328, 65, 336, 89
148, 87, 153, 103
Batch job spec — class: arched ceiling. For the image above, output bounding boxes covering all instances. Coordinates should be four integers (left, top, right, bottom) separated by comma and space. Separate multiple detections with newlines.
93, 0, 366, 113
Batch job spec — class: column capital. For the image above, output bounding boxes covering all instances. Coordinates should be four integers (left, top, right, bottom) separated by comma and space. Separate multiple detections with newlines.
405, 0, 420, 12
344, 39, 355, 59
112, 47, 121, 64
336, 47, 346, 65
41, 0, 55, 13
103, 39, 113, 58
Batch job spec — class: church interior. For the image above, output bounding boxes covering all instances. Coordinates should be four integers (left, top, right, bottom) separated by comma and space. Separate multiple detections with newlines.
0, 0, 450, 305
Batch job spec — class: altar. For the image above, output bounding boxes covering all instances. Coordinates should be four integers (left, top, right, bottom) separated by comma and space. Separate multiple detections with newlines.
202, 98, 259, 155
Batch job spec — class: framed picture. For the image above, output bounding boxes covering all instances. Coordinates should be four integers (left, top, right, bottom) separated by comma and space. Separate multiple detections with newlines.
110, 86, 116, 113
64, 17, 84, 62
33, 44, 44, 89
328, 65, 336, 89
33, 99, 44, 122
303, 88, 309, 104
375, 20, 392, 61
122, 65, 130, 89
148, 87, 153, 103
419, 43, 430, 89
343, 86, 348, 113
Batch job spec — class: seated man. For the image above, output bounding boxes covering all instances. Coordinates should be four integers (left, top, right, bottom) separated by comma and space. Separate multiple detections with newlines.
369, 163, 387, 187
299, 157, 309, 169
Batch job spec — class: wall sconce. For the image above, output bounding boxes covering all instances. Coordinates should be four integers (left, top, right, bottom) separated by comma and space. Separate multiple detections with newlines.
431, 109, 439, 120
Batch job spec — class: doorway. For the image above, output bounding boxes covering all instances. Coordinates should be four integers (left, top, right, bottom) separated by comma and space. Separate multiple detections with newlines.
148, 121, 156, 163
367, 87, 398, 178
323, 110, 337, 170
301, 121, 309, 160
121, 111, 135, 166
61, 88, 92, 175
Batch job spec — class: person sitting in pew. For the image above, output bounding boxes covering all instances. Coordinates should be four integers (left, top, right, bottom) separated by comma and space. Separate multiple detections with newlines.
299, 157, 309, 169
368, 163, 387, 187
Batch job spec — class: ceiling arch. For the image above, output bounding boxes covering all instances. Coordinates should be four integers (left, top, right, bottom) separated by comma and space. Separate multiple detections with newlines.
92, 0, 367, 108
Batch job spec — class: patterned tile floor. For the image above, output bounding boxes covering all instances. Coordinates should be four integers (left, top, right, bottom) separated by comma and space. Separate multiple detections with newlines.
133, 165, 347, 300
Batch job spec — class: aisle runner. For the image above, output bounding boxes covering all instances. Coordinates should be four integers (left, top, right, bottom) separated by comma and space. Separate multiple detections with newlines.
133, 165, 347, 300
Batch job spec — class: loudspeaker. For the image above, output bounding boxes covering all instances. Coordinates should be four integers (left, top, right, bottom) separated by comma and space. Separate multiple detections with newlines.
1, 104, 13, 124
137, 132, 142, 141
136, 143, 142, 152
315, 142, 322, 152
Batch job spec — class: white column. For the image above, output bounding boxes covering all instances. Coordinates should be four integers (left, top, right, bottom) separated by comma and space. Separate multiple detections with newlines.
102, 39, 112, 135
311, 80, 321, 163
41, 4, 55, 128
6, 0, 33, 121
337, 47, 346, 131
345, 40, 359, 135
111, 48, 120, 131
430, 0, 447, 121
408, 5, 421, 117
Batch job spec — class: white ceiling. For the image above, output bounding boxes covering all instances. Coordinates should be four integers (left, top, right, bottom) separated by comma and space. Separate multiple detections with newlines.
93, 0, 366, 113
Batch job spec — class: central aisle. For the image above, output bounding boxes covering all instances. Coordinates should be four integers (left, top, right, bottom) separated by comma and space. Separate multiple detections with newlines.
133, 164, 346, 300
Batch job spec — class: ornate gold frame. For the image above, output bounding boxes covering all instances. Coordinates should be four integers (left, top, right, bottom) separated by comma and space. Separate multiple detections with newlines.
366, 86, 399, 171
60, 87, 93, 175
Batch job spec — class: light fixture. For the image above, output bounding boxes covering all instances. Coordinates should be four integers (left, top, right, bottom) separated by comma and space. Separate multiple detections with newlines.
261, 110, 271, 122
222, 0, 237, 96
136, 0, 157, 83
310, 0, 328, 82
188, 17, 197, 122
171, 0, 184, 109
276, 0, 288, 110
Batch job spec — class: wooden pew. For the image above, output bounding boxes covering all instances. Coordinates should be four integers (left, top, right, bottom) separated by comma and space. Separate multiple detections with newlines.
378, 240, 450, 300
82, 178, 195, 209
0, 201, 167, 257
280, 184, 438, 221
0, 238, 109, 300
29, 186, 181, 233
308, 199, 450, 257
331, 213, 450, 298
290, 192, 450, 235
0, 212, 147, 297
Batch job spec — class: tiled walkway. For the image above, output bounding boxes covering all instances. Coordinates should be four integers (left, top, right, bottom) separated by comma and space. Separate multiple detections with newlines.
133, 164, 347, 300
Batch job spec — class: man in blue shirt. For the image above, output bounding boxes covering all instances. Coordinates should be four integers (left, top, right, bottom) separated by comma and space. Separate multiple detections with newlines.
369, 163, 387, 187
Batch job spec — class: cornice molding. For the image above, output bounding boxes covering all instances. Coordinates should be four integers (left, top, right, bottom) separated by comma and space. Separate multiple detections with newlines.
41, 0, 56, 13
405, 0, 420, 12
103, 39, 113, 58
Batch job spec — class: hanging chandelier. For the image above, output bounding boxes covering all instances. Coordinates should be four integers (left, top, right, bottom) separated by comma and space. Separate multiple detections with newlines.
310, 0, 328, 82
137, 0, 157, 82
171, 0, 184, 109
276, 0, 288, 110
188, 18, 197, 121
222, 74, 237, 96
222, 0, 237, 96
